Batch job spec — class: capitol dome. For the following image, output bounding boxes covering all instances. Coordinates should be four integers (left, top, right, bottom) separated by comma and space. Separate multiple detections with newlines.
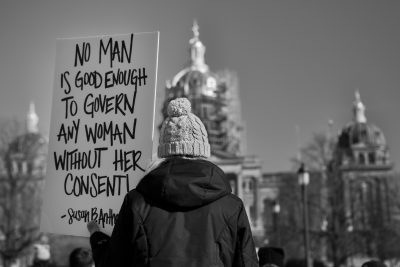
168, 20, 219, 98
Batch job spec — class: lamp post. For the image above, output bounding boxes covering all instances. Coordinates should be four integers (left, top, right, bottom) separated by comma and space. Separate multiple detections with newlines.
298, 163, 312, 267
272, 200, 281, 246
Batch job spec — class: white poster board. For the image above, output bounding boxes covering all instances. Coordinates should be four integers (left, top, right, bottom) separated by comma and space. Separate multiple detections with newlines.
41, 32, 159, 237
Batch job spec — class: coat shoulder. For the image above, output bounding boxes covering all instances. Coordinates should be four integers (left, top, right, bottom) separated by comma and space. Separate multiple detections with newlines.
219, 193, 244, 209
211, 193, 245, 221
126, 188, 145, 202
125, 189, 150, 221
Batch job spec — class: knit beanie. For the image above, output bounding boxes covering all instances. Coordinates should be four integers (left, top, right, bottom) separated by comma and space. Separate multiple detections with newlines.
158, 98, 210, 158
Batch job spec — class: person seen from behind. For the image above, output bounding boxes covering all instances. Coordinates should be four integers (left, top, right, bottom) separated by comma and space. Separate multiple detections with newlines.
87, 97, 258, 266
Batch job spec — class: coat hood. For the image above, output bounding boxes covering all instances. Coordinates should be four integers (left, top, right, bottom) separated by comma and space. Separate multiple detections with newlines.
136, 158, 231, 209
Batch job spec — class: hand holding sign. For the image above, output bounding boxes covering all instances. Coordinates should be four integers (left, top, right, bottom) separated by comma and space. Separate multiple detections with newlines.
41, 32, 159, 237
87, 220, 100, 235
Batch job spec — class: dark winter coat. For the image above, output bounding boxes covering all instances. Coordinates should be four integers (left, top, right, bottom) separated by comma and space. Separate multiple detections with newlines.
90, 158, 258, 267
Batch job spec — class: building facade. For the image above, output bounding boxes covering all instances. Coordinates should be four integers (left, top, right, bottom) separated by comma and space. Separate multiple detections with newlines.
334, 91, 396, 258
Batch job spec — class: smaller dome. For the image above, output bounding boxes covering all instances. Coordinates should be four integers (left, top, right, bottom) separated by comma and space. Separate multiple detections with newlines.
337, 122, 386, 150
7, 132, 47, 161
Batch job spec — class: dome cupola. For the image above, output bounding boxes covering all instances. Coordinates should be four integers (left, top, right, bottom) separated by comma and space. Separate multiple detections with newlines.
169, 21, 217, 97
338, 91, 386, 149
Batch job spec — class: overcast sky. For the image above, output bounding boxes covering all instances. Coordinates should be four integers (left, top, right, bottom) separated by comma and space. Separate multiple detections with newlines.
1, 0, 399, 172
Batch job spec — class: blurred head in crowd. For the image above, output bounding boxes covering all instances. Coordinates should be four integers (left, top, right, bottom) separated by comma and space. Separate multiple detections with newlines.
361, 260, 387, 267
69, 247, 94, 267
258, 246, 285, 267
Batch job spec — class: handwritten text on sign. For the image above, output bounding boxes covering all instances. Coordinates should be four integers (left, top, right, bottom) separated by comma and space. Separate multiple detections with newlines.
41, 32, 159, 236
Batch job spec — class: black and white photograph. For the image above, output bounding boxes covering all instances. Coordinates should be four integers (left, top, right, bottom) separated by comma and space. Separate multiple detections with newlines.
0, 1, 400, 267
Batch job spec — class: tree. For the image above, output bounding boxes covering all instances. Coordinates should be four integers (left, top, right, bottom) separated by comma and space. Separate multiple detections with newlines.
374, 174, 400, 263
0, 118, 47, 267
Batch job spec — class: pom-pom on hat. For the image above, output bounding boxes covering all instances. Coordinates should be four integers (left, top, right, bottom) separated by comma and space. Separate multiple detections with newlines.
158, 98, 210, 158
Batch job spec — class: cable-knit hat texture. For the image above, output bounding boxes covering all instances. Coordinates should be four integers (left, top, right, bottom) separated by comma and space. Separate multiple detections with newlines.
158, 98, 210, 158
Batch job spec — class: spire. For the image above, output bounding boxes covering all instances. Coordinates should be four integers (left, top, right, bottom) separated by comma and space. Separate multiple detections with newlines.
192, 20, 199, 40
189, 20, 208, 72
27, 101, 39, 133
352, 90, 367, 123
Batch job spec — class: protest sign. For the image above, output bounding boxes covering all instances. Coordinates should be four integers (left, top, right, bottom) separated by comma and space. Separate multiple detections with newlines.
41, 32, 159, 236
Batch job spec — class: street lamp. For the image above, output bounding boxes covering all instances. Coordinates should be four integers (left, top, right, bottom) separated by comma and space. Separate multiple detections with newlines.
298, 163, 312, 267
272, 200, 281, 246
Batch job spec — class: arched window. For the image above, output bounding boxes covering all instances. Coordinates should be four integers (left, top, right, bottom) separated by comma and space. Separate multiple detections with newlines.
27, 161, 34, 174
359, 153, 366, 165
368, 152, 375, 165
18, 162, 23, 173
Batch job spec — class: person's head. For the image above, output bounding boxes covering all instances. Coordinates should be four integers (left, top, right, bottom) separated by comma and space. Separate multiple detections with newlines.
158, 97, 210, 159
361, 260, 387, 267
257, 246, 285, 267
69, 247, 94, 267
